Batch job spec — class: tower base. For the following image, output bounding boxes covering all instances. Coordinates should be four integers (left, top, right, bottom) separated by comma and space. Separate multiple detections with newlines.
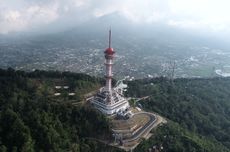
91, 88, 130, 115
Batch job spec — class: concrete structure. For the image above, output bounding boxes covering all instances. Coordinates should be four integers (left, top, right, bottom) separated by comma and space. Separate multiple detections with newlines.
91, 30, 129, 115
114, 79, 128, 95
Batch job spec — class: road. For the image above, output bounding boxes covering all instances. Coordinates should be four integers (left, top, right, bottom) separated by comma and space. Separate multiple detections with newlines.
122, 112, 157, 143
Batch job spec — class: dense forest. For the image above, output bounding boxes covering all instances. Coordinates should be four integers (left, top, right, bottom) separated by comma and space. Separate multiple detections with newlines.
1, 68, 230, 152
0, 68, 122, 152
126, 77, 230, 152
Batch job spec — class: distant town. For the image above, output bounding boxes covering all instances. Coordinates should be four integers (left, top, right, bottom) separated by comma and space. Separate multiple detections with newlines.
1, 33, 230, 79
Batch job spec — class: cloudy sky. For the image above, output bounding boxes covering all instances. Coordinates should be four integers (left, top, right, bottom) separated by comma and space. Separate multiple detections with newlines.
0, 0, 230, 34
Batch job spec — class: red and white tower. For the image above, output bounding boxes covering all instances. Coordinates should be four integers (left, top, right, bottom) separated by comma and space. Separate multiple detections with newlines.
91, 29, 129, 115
104, 29, 115, 92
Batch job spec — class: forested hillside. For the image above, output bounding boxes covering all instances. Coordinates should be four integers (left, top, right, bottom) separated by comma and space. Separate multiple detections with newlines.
0, 68, 121, 152
126, 77, 230, 152
1, 68, 230, 152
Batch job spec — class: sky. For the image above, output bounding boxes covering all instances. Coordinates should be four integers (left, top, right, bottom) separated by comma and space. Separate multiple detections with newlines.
0, 0, 230, 35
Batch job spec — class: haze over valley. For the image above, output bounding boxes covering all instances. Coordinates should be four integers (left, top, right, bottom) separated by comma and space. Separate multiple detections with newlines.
1, 17, 230, 79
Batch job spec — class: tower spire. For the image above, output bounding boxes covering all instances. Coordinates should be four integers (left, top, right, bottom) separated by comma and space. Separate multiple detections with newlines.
109, 28, 111, 48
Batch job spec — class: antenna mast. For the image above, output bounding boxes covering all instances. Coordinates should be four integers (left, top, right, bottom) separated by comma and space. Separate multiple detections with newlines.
109, 28, 111, 48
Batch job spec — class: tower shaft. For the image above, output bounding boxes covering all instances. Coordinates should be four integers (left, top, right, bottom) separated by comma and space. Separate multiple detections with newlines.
105, 56, 113, 92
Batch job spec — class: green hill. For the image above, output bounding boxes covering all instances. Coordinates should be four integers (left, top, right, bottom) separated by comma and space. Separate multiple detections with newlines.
0, 68, 121, 152
1, 68, 230, 152
126, 77, 230, 152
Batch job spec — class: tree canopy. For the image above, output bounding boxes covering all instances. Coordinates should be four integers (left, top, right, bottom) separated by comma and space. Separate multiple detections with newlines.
126, 77, 230, 152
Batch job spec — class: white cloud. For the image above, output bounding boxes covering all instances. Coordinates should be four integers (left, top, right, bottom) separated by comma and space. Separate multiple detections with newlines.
0, 10, 27, 34
26, 4, 59, 24
0, 0, 59, 34
0, 0, 230, 34
168, 0, 230, 32
168, 20, 207, 30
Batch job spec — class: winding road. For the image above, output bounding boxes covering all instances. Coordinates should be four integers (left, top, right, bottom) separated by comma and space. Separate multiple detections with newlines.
122, 112, 157, 143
